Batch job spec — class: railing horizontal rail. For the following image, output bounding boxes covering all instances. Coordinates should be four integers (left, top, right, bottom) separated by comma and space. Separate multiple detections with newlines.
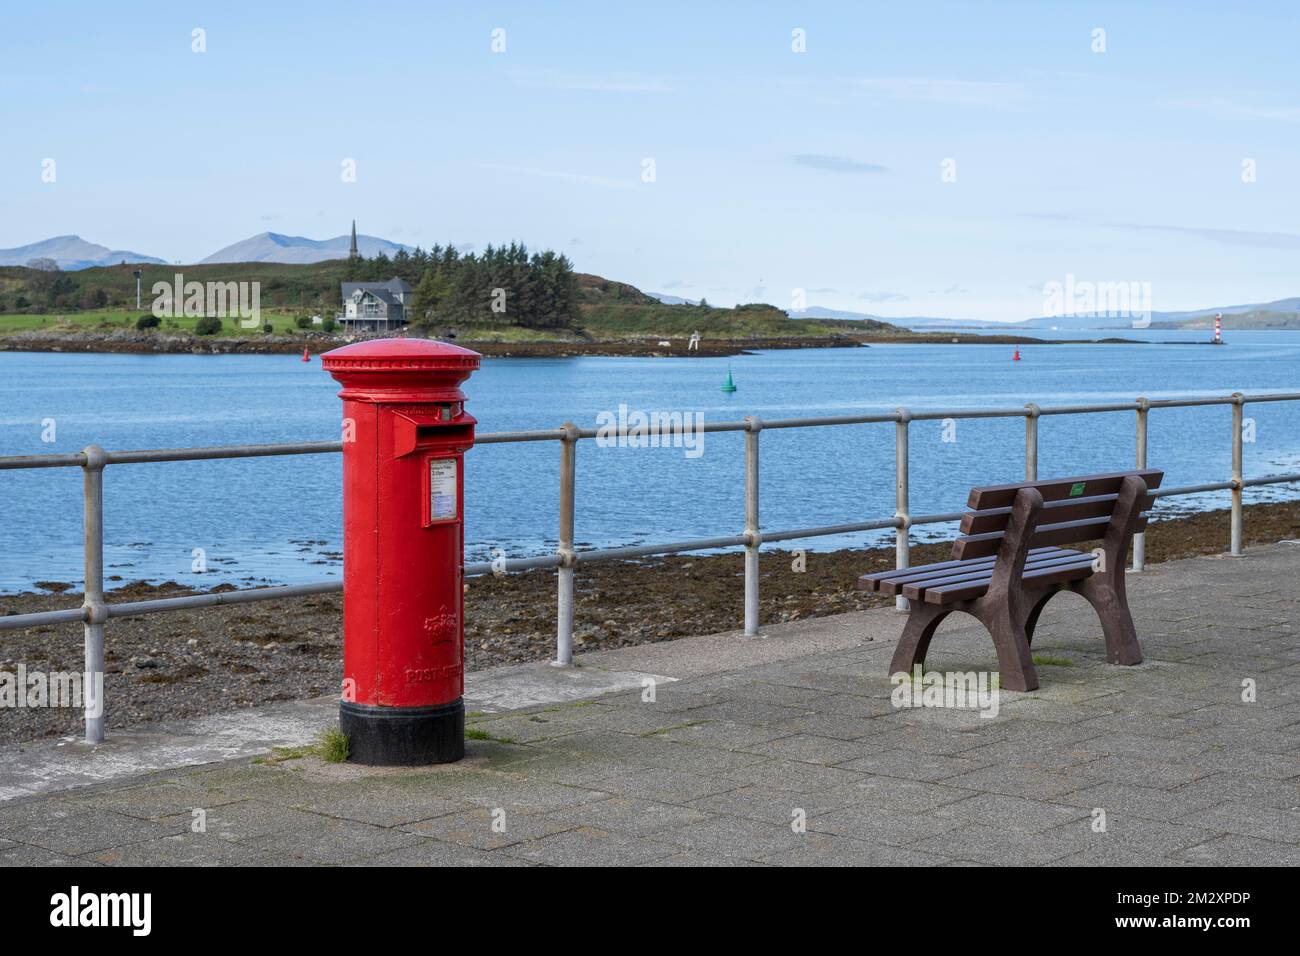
760, 413, 900, 428
0, 605, 89, 630
763, 518, 901, 543
908, 408, 1031, 420
474, 429, 570, 444
465, 555, 564, 575
105, 580, 344, 617
1036, 402, 1141, 416
909, 510, 971, 526
0, 452, 87, 469
106, 442, 343, 464
1153, 481, 1237, 497
0, 581, 346, 631
573, 535, 749, 562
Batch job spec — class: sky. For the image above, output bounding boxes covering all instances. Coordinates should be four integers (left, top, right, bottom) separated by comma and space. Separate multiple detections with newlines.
2, 0, 1298, 322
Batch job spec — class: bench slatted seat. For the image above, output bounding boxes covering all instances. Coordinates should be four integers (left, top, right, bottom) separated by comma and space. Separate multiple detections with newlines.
858, 468, 1162, 691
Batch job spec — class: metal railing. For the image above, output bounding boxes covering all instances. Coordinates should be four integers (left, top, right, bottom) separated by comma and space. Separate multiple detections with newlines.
3, 390, 1300, 744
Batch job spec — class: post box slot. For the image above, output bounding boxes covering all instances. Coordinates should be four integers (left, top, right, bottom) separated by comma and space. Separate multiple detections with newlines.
392, 412, 473, 458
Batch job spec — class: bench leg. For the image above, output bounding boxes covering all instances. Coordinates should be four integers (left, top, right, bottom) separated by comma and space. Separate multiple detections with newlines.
1023, 589, 1058, 646
979, 606, 1039, 692
888, 603, 950, 677
1081, 580, 1143, 666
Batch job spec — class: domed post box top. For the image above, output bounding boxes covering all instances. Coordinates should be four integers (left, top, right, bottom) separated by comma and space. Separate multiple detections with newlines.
322, 338, 482, 403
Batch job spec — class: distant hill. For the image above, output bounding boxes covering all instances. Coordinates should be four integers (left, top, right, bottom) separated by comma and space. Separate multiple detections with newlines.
580, 276, 888, 336
789, 297, 1300, 331
0, 235, 166, 270
790, 306, 981, 328
1012, 296, 1300, 330
1141, 297, 1300, 321
1012, 313, 1138, 330
1152, 308, 1300, 331
200, 231, 411, 265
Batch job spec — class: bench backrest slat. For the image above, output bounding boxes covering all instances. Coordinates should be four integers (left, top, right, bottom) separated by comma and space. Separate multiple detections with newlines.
954, 514, 1149, 560
959, 492, 1157, 536
966, 468, 1164, 510
953, 469, 1162, 561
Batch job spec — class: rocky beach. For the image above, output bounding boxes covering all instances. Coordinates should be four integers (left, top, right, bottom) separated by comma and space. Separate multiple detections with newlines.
2, 499, 1296, 745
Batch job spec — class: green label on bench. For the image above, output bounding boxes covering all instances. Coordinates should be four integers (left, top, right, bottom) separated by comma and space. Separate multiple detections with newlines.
1068, 481, 1086, 497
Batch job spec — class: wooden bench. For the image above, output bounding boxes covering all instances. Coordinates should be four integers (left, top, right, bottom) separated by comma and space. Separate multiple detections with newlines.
859, 469, 1163, 691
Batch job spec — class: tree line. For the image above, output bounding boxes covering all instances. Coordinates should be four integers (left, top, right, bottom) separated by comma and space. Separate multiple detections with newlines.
343, 242, 581, 329
0, 258, 104, 312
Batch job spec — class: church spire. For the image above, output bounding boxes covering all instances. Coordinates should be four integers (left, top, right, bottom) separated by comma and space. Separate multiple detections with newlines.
349, 220, 358, 259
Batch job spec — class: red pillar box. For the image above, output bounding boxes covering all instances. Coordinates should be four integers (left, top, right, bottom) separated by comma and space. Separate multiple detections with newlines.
322, 338, 481, 764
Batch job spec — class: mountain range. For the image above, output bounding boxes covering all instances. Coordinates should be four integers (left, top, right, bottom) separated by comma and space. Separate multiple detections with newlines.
0, 232, 413, 270
0, 235, 167, 270
200, 231, 411, 264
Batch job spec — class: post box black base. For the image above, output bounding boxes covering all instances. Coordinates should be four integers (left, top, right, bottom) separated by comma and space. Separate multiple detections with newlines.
339, 699, 464, 765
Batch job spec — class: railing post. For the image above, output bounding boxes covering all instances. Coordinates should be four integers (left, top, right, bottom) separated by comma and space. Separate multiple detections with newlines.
1133, 396, 1149, 571
1024, 403, 1040, 481
894, 408, 911, 612
81, 445, 107, 743
1231, 393, 1244, 556
743, 416, 762, 636
553, 423, 578, 666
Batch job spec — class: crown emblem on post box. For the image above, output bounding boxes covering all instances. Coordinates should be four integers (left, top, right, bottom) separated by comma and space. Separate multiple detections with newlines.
422, 605, 459, 647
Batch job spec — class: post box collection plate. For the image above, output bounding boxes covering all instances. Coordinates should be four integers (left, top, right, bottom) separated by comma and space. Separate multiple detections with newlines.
428, 457, 457, 524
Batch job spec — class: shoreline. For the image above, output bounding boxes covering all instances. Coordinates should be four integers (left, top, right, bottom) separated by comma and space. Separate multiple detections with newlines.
1, 498, 1297, 744
0, 328, 1154, 358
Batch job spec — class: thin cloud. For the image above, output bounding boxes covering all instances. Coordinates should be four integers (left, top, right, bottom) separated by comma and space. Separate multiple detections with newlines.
481, 163, 641, 191
858, 291, 909, 303
1106, 222, 1300, 250
1020, 212, 1083, 222
791, 154, 888, 174
1169, 95, 1300, 124
853, 76, 1028, 108
514, 69, 674, 93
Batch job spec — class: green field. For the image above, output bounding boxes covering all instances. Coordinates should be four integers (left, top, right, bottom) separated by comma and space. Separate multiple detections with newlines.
0, 309, 313, 336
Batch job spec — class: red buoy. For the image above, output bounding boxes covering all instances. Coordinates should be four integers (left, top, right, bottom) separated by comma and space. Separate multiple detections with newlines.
1013, 348, 1021, 361
302, 347, 311, 362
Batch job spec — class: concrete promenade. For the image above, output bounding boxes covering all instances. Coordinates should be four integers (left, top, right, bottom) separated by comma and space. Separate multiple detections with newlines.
2, 543, 1299, 866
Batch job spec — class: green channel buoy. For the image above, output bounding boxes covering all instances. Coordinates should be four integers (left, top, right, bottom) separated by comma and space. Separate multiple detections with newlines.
721, 365, 737, 393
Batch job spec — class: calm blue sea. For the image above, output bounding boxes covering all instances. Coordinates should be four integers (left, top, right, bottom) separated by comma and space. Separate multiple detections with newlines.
1, 330, 1298, 593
